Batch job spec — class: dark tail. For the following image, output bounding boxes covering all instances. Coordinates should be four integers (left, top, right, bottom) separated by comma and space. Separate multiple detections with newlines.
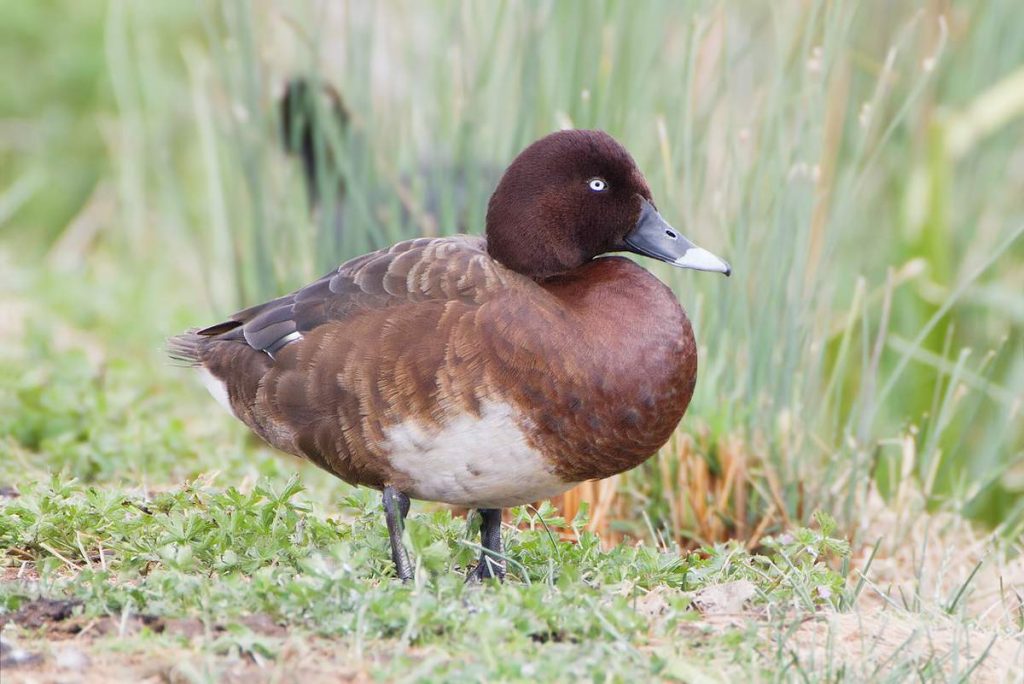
166, 330, 204, 367
279, 78, 349, 208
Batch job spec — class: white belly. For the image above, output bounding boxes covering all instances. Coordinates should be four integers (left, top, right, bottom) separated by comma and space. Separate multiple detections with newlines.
383, 401, 577, 508
198, 367, 234, 417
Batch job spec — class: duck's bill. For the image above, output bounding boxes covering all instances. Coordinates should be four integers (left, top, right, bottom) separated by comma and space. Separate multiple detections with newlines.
624, 199, 731, 276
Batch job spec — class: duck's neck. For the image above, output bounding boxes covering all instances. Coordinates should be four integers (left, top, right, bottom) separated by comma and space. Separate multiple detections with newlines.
541, 257, 689, 358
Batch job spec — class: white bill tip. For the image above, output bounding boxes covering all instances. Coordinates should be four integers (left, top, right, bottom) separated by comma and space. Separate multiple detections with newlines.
674, 247, 732, 275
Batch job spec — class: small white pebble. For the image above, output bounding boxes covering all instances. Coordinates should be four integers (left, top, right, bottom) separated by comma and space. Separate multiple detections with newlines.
56, 646, 91, 671
0, 637, 42, 668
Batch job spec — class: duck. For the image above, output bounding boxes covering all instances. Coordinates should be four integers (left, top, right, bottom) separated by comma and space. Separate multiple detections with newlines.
169, 129, 730, 582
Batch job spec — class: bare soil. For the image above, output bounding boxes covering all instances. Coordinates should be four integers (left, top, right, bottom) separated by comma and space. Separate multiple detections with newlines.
0, 598, 372, 683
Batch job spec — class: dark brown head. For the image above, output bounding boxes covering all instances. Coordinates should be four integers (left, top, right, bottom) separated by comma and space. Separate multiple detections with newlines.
486, 129, 730, 279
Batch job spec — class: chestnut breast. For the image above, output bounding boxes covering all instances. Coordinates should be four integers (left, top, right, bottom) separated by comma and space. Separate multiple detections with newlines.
508, 257, 697, 481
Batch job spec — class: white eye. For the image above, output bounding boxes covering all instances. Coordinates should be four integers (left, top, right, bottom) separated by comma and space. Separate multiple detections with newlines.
587, 177, 608, 192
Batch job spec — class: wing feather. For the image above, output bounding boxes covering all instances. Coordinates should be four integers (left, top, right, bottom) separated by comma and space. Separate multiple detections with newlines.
197, 235, 509, 355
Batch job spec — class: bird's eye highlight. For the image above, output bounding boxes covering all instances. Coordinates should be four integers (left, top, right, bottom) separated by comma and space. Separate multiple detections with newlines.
587, 178, 608, 192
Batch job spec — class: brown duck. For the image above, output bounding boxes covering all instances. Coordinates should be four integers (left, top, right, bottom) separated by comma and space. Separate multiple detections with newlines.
169, 129, 730, 581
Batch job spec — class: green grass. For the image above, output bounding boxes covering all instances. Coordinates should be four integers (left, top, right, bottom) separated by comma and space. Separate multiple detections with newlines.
2, 0, 1024, 680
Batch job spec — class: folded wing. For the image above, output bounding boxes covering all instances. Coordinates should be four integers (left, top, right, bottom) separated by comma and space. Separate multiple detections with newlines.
191, 235, 508, 357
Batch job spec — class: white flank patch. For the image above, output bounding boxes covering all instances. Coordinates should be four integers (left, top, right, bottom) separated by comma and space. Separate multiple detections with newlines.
384, 402, 576, 508
197, 367, 235, 418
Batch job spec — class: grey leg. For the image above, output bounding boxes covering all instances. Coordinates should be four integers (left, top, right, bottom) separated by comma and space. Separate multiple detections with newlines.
466, 508, 505, 582
382, 486, 413, 582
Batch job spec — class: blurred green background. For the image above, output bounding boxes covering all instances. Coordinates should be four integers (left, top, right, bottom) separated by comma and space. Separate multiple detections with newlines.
1, 0, 1022, 543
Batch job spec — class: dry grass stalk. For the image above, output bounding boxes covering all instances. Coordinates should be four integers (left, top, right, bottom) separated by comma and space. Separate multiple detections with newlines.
547, 430, 783, 550
553, 477, 621, 543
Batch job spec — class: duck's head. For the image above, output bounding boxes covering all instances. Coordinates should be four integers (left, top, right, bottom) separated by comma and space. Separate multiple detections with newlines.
486, 129, 730, 279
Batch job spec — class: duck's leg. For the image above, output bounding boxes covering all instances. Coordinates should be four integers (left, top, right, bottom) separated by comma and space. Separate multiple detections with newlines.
466, 508, 505, 582
382, 486, 413, 582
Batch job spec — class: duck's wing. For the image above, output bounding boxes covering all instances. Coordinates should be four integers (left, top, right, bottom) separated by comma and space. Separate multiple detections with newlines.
182, 235, 508, 358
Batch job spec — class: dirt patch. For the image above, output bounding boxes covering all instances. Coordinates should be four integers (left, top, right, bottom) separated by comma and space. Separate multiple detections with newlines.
0, 598, 81, 630
854, 487, 1024, 629
0, 633, 377, 684
788, 610, 1024, 684
1, 564, 41, 583
0, 599, 316, 683
0, 597, 287, 640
